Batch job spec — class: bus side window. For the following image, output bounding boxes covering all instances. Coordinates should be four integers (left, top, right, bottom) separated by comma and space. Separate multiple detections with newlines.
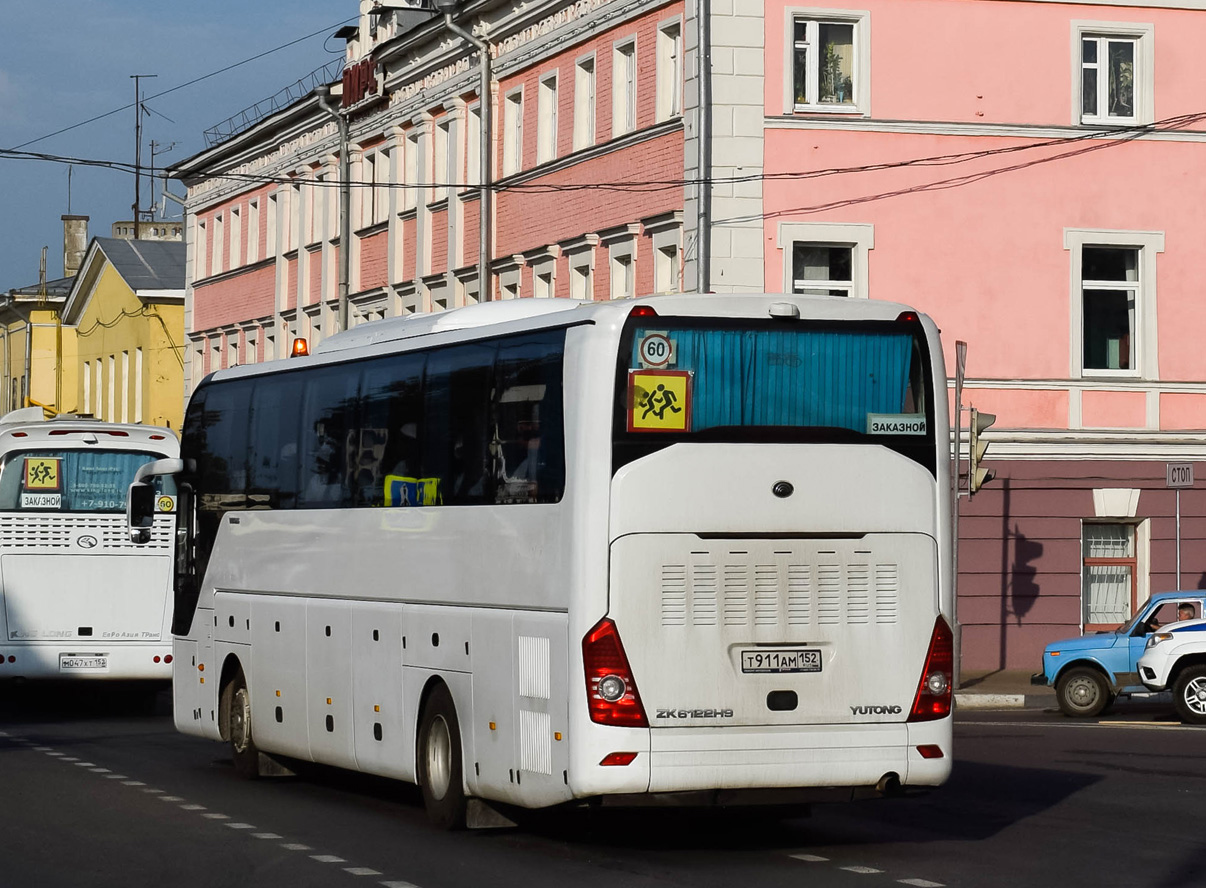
248, 374, 301, 509
361, 353, 425, 507
424, 344, 496, 505
493, 331, 566, 504
298, 369, 360, 508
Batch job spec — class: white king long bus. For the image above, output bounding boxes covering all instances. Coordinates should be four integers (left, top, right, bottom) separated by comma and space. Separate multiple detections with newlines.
0, 408, 179, 681
130, 294, 953, 827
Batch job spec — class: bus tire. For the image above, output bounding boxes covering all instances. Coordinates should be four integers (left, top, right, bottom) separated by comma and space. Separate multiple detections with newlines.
417, 683, 467, 830
222, 673, 261, 779
1173, 665, 1206, 725
1055, 667, 1109, 718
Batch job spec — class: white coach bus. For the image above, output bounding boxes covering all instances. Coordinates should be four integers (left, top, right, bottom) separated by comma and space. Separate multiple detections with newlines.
0, 408, 178, 681
130, 294, 953, 827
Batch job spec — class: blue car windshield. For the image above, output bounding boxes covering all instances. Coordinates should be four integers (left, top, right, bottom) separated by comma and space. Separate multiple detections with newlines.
1116, 602, 1154, 635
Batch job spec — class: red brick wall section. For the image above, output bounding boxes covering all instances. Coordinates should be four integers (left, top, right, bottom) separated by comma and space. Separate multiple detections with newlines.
192, 264, 274, 333
402, 218, 415, 282
462, 200, 480, 269
359, 231, 388, 291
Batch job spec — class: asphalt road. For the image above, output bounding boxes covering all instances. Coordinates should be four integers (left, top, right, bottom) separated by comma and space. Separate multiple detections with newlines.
0, 686, 1202, 888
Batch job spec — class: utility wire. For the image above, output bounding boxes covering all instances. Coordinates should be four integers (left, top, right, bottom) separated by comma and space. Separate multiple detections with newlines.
7, 17, 356, 152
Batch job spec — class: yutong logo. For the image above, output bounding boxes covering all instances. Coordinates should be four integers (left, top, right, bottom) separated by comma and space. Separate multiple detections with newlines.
851, 704, 903, 716
656, 708, 735, 719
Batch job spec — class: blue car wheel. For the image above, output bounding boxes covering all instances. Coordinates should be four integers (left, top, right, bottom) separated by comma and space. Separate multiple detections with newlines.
1056, 667, 1111, 718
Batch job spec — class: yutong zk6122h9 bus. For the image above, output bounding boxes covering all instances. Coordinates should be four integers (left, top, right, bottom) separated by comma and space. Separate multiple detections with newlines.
129, 294, 953, 827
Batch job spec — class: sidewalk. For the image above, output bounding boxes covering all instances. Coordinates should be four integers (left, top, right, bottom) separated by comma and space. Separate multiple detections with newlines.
954, 669, 1056, 710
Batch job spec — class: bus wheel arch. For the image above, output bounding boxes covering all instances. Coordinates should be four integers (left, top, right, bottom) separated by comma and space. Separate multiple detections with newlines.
416, 677, 468, 830
218, 655, 261, 779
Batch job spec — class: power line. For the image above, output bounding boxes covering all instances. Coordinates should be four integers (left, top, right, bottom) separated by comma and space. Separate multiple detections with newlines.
6, 17, 356, 152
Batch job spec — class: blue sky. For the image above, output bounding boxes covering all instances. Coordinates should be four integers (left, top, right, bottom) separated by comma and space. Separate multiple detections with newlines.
0, 0, 356, 290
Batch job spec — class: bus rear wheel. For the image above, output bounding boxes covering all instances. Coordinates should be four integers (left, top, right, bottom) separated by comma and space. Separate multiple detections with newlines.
417, 683, 467, 830
222, 673, 261, 779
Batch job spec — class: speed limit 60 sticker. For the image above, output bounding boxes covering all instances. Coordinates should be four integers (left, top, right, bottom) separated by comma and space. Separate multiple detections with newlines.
638, 331, 676, 368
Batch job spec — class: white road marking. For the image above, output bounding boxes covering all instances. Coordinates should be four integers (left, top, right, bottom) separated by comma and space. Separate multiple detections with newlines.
282, 844, 312, 851
60, 757, 80, 762
202, 813, 230, 820
73, 762, 95, 767
345, 868, 382, 876
105, 775, 127, 780
790, 854, 830, 862
45, 752, 64, 757
122, 781, 145, 786
380, 882, 422, 888
142, 788, 165, 794
180, 805, 206, 811
967, 719, 1196, 731
225, 823, 256, 830
159, 796, 185, 802
900, 879, 945, 887
33, 746, 52, 751
90, 768, 111, 774
841, 865, 884, 874
311, 855, 347, 864
252, 833, 282, 840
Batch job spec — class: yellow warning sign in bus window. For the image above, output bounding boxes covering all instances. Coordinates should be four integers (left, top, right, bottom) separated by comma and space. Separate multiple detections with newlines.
24, 457, 62, 491
628, 370, 693, 433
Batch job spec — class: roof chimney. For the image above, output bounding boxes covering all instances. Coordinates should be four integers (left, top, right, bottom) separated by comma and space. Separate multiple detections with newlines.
62, 215, 89, 278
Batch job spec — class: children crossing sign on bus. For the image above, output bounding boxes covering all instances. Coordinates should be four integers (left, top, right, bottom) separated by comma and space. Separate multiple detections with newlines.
628, 370, 692, 432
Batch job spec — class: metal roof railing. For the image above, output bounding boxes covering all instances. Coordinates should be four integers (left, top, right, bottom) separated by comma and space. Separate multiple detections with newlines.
202, 57, 346, 148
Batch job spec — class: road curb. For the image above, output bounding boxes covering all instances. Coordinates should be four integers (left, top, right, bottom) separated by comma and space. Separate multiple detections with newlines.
955, 693, 1053, 710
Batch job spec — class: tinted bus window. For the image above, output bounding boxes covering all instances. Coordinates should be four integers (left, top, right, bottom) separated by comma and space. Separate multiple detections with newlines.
298, 368, 360, 508
248, 373, 301, 509
493, 331, 566, 504
423, 344, 496, 505
360, 353, 425, 507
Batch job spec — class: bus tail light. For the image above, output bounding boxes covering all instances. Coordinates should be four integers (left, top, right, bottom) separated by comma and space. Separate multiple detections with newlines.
164, 654, 173, 664
629, 305, 658, 318
582, 618, 648, 727
907, 615, 953, 722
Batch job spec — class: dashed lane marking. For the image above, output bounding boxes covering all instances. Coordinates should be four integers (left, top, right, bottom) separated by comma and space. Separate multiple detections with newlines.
73, 762, 96, 767
380, 881, 422, 888
899, 880, 945, 887
158, 796, 185, 802
790, 854, 830, 862
201, 813, 230, 820
841, 866, 884, 874
252, 833, 282, 840
225, 823, 256, 830
122, 781, 145, 786
282, 844, 313, 851
345, 868, 383, 876
180, 804, 205, 811
311, 855, 347, 864
90, 768, 111, 773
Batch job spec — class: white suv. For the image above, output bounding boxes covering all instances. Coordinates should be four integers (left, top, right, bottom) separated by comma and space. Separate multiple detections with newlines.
1137, 619, 1206, 724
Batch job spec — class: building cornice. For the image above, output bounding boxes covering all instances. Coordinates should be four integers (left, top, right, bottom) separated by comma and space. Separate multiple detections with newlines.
765, 116, 1206, 143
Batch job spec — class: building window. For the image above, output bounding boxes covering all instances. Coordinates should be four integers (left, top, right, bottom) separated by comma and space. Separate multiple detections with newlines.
778, 222, 873, 298
570, 263, 592, 300
213, 213, 225, 274
657, 19, 682, 121
267, 193, 279, 256
504, 88, 524, 176
1074, 23, 1152, 126
404, 132, 420, 211
610, 253, 634, 300
792, 245, 852, 296
433, 122, 450, 202
247, 200, 259, 264
538, 72, 559, 164
654, 243, 678, 293
375, 148, 391, 223
787, 10, 869, 114
229, 206, 241, 269
443, 121, 457, 202
534, 267, 554, 298
361, 152, 377, 227
612, 39, 636, 137
467, 104, 481, 187
574, 55, 596, 151
196, 219, 208, 279
1082, 523, 1137, 628
1081, 246, 1137, 372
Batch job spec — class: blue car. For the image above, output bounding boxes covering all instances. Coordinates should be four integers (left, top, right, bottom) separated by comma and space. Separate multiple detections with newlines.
1033, 591, 1206, 717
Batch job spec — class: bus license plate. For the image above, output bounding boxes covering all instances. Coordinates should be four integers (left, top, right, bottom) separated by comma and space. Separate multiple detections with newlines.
60, 655, 108, 672
741, 649, 821, 674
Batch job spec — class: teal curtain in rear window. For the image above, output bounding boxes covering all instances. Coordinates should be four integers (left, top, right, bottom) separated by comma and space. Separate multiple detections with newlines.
634, 327, 913, 432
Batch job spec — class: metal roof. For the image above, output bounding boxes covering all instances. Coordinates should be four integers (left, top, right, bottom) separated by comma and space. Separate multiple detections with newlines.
93, 238, 186, 291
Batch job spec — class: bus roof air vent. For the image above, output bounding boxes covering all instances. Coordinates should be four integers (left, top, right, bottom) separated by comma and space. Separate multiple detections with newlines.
769, 302, 800, 320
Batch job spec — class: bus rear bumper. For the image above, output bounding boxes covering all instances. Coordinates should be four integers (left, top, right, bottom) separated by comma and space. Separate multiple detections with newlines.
0, 643, 172, 680
641, 722, 952, 794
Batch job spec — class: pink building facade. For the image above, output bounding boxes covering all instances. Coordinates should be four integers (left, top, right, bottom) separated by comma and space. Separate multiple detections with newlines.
173, 0, 1206, 673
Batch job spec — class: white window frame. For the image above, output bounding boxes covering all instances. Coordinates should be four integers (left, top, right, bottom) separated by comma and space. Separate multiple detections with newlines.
267, 192, 279, 257
374, 147, 391, 224
656, 18, 683, 122
533, 263, 554, 298
404, 132, 420, 212
504, 87, 525, 176
612, 38, 637, 137
1072, 21, 1154, 127
213, 213, 225, 275
776, 222, 873, 298
1064, 228, 1163, 381
466, 103, 481, 188
433, 121, 450, 203
229, 205, 241, 269
783, 7, 871, 116
538, 71, 559, 165
195, 218, 208, 279
574, 54, 596, 151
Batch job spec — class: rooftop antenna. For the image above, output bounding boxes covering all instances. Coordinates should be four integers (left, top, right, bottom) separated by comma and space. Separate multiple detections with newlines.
67, 165, 73, 215
130, 73, 158, 239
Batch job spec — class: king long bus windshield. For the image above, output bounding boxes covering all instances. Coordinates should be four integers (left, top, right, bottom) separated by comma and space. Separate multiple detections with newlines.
0, 449, 172, 513
613, 316, 936, 473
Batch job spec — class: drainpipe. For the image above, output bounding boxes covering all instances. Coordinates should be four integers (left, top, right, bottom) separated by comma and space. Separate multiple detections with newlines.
697, 0, 712, 293
435, 0, 493, 303
315, 85, 352, 333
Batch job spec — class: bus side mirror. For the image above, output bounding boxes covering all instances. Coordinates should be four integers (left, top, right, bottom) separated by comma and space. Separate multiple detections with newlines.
128, 482, 156, 544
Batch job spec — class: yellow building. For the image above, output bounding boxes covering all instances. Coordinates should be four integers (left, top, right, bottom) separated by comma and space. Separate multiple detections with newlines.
62, 238, 186, 430
0, 277, 79, 417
